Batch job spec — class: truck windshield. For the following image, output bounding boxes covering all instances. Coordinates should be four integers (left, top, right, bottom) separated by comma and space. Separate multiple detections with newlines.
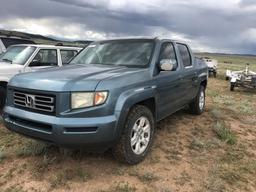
70, 40, 154, 67
0, 46, 36, 65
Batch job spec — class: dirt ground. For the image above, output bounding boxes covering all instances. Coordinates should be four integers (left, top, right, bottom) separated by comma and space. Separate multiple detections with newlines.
0, 73, 255, 192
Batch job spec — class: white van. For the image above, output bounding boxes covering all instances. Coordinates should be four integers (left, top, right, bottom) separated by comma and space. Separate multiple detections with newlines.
0, 44, 82, 110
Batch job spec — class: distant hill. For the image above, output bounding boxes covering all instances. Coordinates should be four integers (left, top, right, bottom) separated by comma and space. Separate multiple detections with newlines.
196, 52, 256, 58
0, 29, 92, 47
0, 30, 58, 41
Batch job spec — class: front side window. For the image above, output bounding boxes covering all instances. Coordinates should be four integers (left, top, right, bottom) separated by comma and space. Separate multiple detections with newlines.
60, 50, 78, 65
30, 49, 57, 67
159, 42, 177, 63
0, 46, 36, 65
70, 40, 155, 68
177, 44, 192, 67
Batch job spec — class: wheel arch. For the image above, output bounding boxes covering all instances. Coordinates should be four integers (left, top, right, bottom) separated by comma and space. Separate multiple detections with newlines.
200, 79, 207, 89
114, 91, 157, 139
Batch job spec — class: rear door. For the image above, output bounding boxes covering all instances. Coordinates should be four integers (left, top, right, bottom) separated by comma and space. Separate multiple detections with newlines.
176, 43, 199, 104
156, 41, 185, 120
60, 49, 79, 65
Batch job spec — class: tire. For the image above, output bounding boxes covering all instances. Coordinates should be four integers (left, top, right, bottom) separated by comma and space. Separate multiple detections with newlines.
230, 83, 235, 91
112, 105, 155, 165
189, 86, 205, 115
0, 86, 7, 113
225, 77, 230, 81
213, 72, 217, 78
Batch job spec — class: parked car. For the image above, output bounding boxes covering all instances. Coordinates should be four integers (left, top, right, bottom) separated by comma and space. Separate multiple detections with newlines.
0, 44, 82, 110
202, 57, 218, 77
226, 64, 256, 91
3, 38, 208, 164
0, 36, 35, 54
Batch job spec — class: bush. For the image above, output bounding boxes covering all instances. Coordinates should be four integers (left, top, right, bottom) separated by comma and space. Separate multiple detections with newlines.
213, 122, 237, 145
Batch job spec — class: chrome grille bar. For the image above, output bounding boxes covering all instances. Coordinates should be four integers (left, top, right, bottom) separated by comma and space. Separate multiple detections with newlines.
13, 91, 55, 113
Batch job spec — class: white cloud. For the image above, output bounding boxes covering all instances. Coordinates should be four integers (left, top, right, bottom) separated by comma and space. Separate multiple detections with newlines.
0, 0, 255, 54
107, 0, 241, 12
0, 17, 220, 52
0, 18, 107, 40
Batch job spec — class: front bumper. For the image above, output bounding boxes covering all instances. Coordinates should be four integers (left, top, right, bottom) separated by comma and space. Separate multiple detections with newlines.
3, 106, 118, 149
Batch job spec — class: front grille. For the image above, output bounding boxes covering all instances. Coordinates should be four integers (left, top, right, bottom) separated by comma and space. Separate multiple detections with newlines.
13, 90, 55, 113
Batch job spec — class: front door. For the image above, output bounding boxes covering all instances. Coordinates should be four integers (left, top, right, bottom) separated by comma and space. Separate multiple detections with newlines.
24, 49, 58, 72
156, 42, 184, 120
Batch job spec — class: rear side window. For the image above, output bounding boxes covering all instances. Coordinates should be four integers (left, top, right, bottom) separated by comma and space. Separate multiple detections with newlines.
177, 44, 192, 67
159, 42, 177, 64
60, 50, 78, 64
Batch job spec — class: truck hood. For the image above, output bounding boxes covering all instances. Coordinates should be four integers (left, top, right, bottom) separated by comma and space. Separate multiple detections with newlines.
9, 64, 146, 92
0, 62, 23, 74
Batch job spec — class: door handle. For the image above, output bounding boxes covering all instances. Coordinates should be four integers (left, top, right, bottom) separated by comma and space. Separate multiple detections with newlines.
193, 72, 198, 79
192, 77, 197, 81
192, 73, 199, 82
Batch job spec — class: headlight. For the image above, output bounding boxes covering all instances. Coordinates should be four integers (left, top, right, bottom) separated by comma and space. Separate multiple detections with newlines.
71, 91, 108, 109
94, 92, 108, 105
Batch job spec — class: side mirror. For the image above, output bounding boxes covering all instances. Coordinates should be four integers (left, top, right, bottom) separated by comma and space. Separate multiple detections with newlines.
159, 59, 177, 71
30, 59, 40, 67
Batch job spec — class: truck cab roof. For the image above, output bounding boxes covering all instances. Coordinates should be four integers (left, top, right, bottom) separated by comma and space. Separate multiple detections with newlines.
94, 37, 188, 44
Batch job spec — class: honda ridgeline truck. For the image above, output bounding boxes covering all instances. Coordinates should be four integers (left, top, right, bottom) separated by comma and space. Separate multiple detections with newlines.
3, 38, 208, 164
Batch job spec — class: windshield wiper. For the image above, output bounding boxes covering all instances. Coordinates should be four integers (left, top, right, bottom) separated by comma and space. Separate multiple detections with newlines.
2, 59, 13, 63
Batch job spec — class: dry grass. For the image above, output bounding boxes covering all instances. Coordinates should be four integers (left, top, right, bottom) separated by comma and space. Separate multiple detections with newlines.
15, 140, 50, 157
213, 121, 237, 145
50, 167, 92, 189
0, 148, 7, 163
104, 182, 137, 192
208, 145, 256, 191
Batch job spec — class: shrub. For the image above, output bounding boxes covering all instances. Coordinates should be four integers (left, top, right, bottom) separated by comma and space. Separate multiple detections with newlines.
213, 122, 237, 145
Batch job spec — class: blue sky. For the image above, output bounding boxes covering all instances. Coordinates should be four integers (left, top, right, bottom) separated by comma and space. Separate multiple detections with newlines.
0, 0, 256, 54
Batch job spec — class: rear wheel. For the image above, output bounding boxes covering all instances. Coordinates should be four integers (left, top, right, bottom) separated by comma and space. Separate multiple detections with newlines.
112, 105, 155, 165
213, 72, 217, 78
230, 83, 235, 91
189, 86, 205, 115
0, 86, 6, 114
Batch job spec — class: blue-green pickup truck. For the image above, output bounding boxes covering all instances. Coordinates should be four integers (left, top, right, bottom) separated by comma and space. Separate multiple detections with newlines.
3, 37, 208, 164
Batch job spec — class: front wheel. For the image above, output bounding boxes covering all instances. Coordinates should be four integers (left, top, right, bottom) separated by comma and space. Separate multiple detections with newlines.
0, 86, 7, 113
230, 83, 235, 91
189, 86, 205, 115
112, 105, 155, 165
